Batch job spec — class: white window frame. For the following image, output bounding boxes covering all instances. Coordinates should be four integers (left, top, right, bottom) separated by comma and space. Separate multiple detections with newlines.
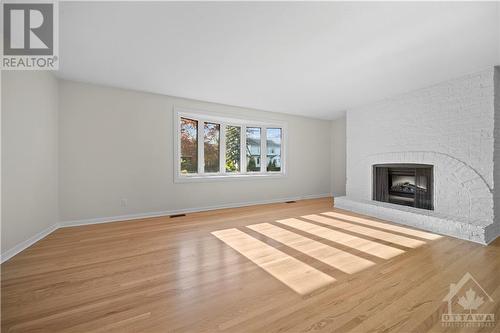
174, 107, 287, 183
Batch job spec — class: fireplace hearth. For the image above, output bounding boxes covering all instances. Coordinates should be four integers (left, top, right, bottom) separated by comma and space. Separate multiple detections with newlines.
373, 164, 433, 210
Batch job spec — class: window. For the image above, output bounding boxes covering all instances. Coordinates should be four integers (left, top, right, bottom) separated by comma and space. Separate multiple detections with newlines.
246, 127, 261, 172
180, 118, 198, 174
175, 108, 286, 182
225, 126, 241, 172
266, 128, 282, 172
204, 122, 220, 173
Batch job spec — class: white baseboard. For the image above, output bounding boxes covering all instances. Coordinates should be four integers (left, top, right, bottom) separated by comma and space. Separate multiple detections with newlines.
1, 193, 331, 263
60, 193, 332, 227
1, 223, 59, 263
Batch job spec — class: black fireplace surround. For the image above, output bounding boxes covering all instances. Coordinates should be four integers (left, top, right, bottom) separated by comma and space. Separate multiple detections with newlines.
372, 163, 433, 210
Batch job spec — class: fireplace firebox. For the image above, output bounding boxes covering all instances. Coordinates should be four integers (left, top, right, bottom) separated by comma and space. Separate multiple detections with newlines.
373, 164, 433, 210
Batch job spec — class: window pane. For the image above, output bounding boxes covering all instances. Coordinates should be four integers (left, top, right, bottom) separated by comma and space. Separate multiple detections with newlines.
246, 127, 261, 172
204, 122, 220, 173
180, 118, 198, 174
225, 126, 241, 172
267, 128, 282, 172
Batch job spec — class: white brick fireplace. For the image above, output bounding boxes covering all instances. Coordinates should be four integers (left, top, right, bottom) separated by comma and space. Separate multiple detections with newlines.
335, 67, 500, 244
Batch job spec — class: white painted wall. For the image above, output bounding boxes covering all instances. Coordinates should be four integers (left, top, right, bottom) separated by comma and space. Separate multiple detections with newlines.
343, 68, 497, 241
331, 115, 346, 197
1, 71, 59, 254
58, 80, 332, 222
494, 67, 500, 238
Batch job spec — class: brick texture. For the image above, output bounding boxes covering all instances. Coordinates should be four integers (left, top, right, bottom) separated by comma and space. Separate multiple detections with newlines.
337, 68, 498, 243
494, 66, 500, 241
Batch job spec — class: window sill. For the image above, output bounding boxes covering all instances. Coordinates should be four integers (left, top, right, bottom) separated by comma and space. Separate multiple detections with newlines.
174, 172, 286, 183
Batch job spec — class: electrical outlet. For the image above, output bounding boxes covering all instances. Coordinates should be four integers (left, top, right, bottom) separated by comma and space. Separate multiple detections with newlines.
120, 198, 128, 207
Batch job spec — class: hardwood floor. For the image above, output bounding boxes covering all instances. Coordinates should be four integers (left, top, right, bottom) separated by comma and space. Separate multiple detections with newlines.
2, 198, 499, 332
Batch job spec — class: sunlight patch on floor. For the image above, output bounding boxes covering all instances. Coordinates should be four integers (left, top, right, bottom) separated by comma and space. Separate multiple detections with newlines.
211, 213, 438, 294
211, 228, 335, 295
247, 222, 375, 274
276, 218, 405, 259
321, 211, 442, 240
302, 214, 426, 248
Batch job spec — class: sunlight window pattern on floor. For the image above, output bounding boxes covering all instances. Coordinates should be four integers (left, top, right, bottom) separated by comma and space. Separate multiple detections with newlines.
211, 228, 335, 295
212, 212, 439, 295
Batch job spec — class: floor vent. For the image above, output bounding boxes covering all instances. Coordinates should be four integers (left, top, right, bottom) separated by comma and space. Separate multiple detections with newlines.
285, 200, 296, 204
170, 214, 186, 218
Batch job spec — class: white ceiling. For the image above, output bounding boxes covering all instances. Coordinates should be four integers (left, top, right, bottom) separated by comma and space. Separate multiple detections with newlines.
58, 2, 500, 120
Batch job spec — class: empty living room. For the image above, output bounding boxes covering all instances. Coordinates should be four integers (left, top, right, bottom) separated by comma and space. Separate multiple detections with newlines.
2, 1, 500, 332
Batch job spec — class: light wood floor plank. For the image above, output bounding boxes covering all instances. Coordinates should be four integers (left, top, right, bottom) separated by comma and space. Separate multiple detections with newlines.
247, 222, 375, 274
303, 213, 427, 248
321, 210, 443, 240
212, 228, 335, 295
277, 217, 406, 259
1, 198, 498, 332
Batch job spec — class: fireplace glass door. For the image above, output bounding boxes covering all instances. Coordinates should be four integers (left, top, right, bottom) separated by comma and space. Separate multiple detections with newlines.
373, 164, 433, 210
